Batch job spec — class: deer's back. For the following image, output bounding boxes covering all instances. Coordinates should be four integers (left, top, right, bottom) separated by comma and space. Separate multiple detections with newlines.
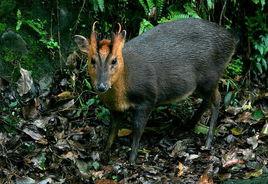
123, 18, 236, 105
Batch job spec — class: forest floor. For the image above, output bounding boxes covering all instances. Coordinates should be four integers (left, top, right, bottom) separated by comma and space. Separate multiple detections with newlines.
0, 63, 267, 184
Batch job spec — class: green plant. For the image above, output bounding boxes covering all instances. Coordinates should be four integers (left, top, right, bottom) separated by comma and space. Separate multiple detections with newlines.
0, 22, 7, 32
91, 0, 105, 12
139, 19, 154, 35
95, 106, 110, 122
139, 1, 200, 34
138, 0, 165, 18
252, 34, 268, 74
16, 10, 59, 50
226, 58, 244, 77
251, 0, 266, 9
206, 0, 215, 10
245, 3, 267, 75
223, 79, 239, 107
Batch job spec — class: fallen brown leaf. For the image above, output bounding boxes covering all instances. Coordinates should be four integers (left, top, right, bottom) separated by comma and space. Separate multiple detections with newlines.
177, 162, 184, 177
223, 159, 244, 168
237, 111, 252, 123
198, 172, 214, 184
118, 128, 132, 137
17, 68, 33, 96
57, 91, 74, 100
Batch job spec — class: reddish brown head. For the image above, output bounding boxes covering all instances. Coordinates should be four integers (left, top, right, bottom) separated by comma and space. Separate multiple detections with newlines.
74, 22, 126, 93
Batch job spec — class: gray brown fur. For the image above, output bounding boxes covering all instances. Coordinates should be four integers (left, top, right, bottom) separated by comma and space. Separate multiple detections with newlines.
74, 18, 237, 163
119, 19, 236, 162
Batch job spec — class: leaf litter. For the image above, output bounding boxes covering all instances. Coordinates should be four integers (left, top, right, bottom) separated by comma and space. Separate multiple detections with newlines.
0, 60, 267, 183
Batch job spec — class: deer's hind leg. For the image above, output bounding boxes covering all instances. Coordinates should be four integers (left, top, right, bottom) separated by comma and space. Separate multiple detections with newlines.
205, 86, 221, 149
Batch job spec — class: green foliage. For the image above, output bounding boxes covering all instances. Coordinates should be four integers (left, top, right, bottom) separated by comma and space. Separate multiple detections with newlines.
0, 116, 19, 133
91, 161, 100, 170
183, 2, 200, 18
245, 5, 267, 74
138, 0, 165, 18
223, 78, 239, 107
139, 1, 200, 34
95, 106, 110, 122
138, 0, 149, 15
206, 0, 215, 10
155, 0, 165, 17
252, 109, 265, 121
139, 19, 154, 35
0, 22, 7, 33
91, 0, 105, 12
252, 34, 268, 74
158, 9, 190, 23
16, 10, 59, 50
226, 58, 244, 77
16, 9, 22, 31
251, 0, 266, 9
0, 0, 16, 17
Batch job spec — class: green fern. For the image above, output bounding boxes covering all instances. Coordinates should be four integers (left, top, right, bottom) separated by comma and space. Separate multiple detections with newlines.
184, 3, 200, 18
97, 0, 104, 12
139, 0, 149, 15
158, 9, 190, 23
155, 0, 164, 17
138, 0, 165, 18
147, 0, 155, 11
206, 0, 215, 10
92, 0, 104, 12
139, 19, 154, 35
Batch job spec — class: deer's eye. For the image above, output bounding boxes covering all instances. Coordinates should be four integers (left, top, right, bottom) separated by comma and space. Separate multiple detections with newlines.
111, 59, 117, 65
91, 59, 96, 65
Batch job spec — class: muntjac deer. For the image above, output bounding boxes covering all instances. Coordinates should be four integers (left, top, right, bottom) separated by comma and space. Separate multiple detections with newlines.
74, 18, 237, 163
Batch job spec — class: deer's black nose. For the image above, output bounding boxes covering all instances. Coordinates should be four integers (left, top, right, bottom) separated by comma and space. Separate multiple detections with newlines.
96, 83, 108, 93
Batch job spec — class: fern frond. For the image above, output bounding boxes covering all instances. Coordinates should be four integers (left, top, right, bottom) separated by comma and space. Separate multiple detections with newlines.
138, 0, 149, 15
147, 0, 155, 11
139, 19, 154, 35
97, 0, 104, 12
155, 0, 165, 17
207, 0, 215, 10
158, 10, 190, 24
91, 0, 104, 12
184, 3, 200, 18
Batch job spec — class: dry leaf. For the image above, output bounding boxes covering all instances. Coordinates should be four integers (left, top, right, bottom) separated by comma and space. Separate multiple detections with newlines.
177, 162, 184, 177
22, 98, 40, 119
23, 127, 44, 141
222, 149, 245, 168
238, 112, 252, 123
57, 91, 74, 100
247, 135, 259, 149
223, 159, 244, 168
261, 122, 268, 135
60, 99, 75, 110
244, 168, 263, 179
231, 127, 245, 136
117, 128, 132, 137
225, 106, 242, 115
198, 171, 214, 184
17, 68, 33, 96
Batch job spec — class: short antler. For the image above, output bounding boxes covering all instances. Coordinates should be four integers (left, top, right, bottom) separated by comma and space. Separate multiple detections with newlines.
117, 23, 122, 33
92, 21, 98, 32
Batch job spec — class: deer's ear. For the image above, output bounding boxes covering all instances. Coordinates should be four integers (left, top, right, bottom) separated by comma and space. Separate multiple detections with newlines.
74, 35, 89, 54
